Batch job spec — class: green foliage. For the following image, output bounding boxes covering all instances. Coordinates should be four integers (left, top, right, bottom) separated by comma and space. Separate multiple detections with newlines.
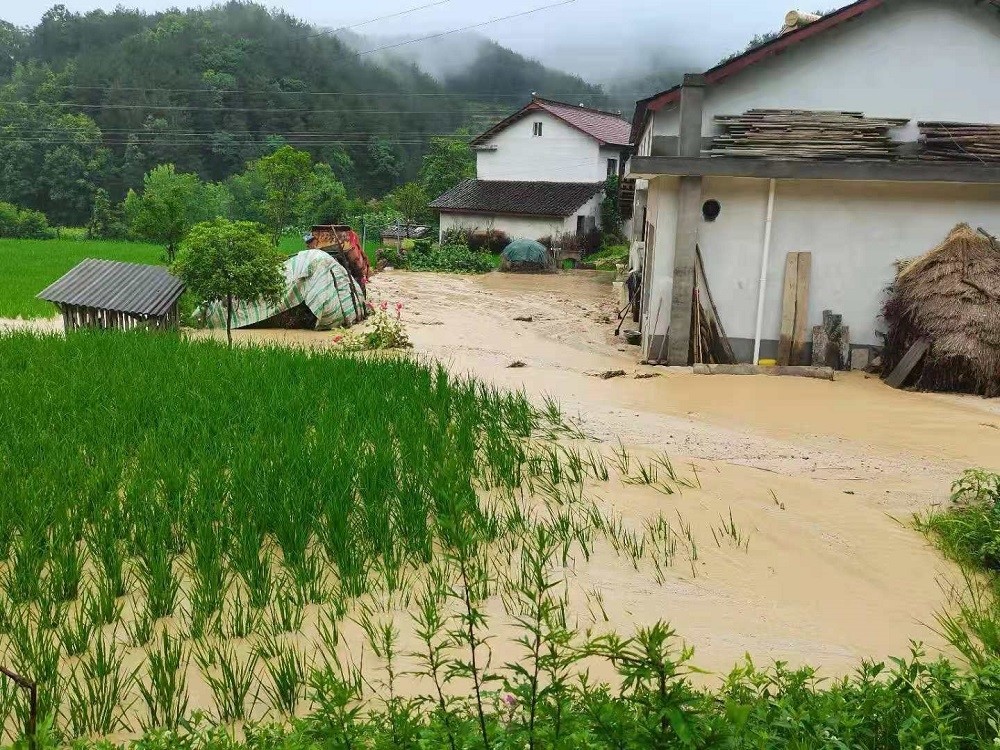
0, 201, 54, 239
300, 163, 349, 227
917, 470, 1000, 570
386, 182, 430, 227
420, 134, 475, 200
172, 219, 285, 343
600, 175, 623, 240
585, 244, 629, 271
399, 243, 499, 274
86, 188, 126, 240
247, 146, 314, 245
125, 165, 212, 260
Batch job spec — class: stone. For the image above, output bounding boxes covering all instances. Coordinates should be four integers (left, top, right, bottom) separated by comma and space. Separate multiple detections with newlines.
507, 361, 527, 368
850, 347, 871, 372
513, 315, 533, 322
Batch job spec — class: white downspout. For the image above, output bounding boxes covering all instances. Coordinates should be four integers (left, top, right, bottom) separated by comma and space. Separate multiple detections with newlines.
752, 179, 777, 365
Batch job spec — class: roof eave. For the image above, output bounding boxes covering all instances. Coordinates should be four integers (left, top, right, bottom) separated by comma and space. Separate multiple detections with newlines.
636, 0, 888, 119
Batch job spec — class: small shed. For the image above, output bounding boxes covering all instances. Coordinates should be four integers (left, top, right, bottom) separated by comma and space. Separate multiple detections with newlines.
37, 258, 185, 331
380, 225, 430, 248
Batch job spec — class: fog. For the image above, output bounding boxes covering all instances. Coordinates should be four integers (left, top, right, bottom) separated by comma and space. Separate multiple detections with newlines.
6, 0, 810, 85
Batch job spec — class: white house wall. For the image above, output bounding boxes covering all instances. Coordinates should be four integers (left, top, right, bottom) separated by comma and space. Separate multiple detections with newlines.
688, 177, 1000, 359
649, 0, 1000, 141
439, 212, 568, 243
644, 177, 679, 342
476, 112, 607, 183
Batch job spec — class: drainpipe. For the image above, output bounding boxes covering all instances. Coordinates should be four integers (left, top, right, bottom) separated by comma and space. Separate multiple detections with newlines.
752, 179, 777, 365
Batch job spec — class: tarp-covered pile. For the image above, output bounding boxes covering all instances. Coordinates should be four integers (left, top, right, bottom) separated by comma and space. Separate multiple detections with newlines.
882, 224, 1000, 396
206, 249, 365, 331
501, 238, 551, 272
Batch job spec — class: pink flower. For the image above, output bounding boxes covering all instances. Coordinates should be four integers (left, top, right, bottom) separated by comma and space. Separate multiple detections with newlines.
380, 301, 388, 312
365, 301, 375, 312
333, 335, 343, 343
502, 694, 517, 707
395, 302, 403, 311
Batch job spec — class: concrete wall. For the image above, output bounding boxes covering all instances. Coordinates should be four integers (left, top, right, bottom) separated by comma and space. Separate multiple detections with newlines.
476, 112, 605, 182
642, 177, 679, 348
649, 176, 1000, 359
649, 0, 1000, 140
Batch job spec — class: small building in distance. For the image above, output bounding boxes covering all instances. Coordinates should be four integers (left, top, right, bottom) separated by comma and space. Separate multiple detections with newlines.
380, 225, 431, 248
37, 258, 185, 331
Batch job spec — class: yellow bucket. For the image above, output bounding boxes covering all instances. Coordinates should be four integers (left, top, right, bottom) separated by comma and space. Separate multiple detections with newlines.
758, 358, 777, 367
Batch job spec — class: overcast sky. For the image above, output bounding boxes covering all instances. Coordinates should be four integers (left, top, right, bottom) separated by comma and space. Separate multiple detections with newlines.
4, 0, 811, 80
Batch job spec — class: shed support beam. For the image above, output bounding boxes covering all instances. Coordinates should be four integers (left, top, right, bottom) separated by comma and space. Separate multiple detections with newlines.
665, 74, 706, 366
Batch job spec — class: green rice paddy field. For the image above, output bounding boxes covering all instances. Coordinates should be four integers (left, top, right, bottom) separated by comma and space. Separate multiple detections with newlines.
0, 239, 162, 319
0, 235, 368, 320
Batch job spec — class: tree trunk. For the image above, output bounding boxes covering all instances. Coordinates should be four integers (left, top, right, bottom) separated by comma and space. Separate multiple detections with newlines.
226, 293, 233, 347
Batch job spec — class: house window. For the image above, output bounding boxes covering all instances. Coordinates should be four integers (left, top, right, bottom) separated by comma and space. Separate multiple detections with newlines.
607, 158, 618, 177
533, 121, 543, 137
576, 215, 586, 234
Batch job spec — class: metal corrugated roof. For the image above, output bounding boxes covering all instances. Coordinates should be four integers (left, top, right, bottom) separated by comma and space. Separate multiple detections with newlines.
37, 258, 185, 317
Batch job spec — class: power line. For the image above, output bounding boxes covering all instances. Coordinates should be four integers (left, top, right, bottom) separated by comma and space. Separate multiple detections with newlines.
336, 0, 578, 60
297, 0, 456, 41
58, 85, 572, 99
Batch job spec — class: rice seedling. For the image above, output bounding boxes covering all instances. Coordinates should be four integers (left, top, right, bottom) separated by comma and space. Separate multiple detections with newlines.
125, 605, 155, 649
66, 634, 137, 737
270, 586, 305, 634
47, 525, 85, 604
137, 631, 189, 731
225, 592, 263, 641
197, 642, 260, 723
711, 509, 751, 552
262, 642, 308, 717
58, 606, 95, 657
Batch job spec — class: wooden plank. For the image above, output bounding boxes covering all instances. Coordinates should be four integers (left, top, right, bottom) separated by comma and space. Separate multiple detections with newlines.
777, 252, 799, 365
694, 364, 835, 380
884, 338, 930, 388
791, 252, 812, 365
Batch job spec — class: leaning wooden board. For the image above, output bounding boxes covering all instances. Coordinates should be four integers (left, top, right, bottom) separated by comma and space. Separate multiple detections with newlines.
884, 338, 930, 388
776, 251, 812, 366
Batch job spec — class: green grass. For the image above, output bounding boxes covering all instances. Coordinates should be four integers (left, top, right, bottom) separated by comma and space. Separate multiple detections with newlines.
0, 238, 162, 318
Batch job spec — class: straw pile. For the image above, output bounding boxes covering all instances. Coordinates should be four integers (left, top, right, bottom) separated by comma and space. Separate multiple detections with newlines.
882, 224, 1000, 396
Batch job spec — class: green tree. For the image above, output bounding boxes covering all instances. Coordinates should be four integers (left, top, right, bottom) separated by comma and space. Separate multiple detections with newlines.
124, 164, 205, 261
248, 145, 313, 245
387, 182, 430, 229
419, 133, 475, 200
601, 175, 623, 240
86, 187, 124, 239
299, 163, 348, 226
173, 219, 285, 346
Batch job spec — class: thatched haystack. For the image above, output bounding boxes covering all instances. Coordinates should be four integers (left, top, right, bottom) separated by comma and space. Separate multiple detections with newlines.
882, 224, 1000, 396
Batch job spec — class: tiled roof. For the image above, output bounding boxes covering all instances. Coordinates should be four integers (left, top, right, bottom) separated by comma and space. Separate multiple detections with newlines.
472, 98, 632, 147
429, 180, 604, 218
37, 258, 185, 316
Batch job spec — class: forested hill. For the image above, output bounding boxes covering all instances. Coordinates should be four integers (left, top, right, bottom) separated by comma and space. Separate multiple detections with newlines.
0, 2, 610, 224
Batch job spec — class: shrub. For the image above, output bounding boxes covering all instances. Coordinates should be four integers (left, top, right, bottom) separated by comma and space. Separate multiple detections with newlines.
586, 244, 630, 271
377, 245, 408, 269
408, 243, 496, 273
917, 469, 1000, 569
468, 229, 511, 254
0, 201, 55, 239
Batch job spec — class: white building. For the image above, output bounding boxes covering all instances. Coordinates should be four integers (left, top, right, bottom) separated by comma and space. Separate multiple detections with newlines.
431, 97, 632, 242
627, 0, 1000, 365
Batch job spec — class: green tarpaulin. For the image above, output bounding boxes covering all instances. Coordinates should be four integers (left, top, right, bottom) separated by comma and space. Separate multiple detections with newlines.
502, 239, 549, 264
206, 249, 365, 331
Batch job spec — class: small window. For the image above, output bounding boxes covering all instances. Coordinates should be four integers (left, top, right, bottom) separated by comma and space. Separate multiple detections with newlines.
607, 158, 618, 177
533, 121, 543, 137
576, 215, 586, 234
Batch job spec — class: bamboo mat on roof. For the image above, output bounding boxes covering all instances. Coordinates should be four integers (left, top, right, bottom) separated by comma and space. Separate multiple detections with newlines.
919, 122, 1000, 163
709, 109, 908, 160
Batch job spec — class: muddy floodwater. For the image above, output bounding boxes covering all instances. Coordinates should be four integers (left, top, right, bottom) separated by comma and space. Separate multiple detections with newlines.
6, 268, 1000, 682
